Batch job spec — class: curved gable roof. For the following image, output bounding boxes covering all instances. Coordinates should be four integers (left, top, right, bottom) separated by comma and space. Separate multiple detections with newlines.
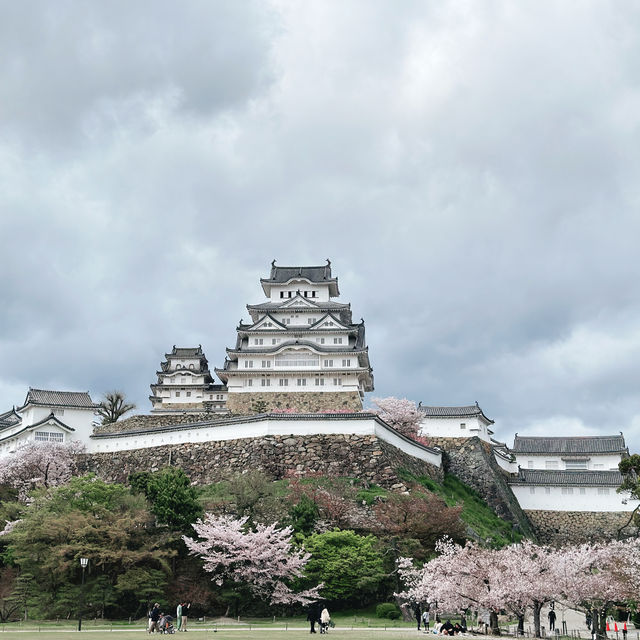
512, 434, 627, 455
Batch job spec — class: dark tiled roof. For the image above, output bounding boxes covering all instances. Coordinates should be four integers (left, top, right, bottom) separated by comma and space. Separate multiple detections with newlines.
247, 301, 349, 311
418, 403, 494, 424
166, 346, 205, 358
265, 264, 334, 284
0, 408, 21, 430
22, 389, 98, 409
511, 469, 624, 486
513, 435, 626, 454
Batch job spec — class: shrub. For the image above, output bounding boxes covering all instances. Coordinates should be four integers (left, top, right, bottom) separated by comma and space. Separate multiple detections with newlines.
376, 603, 401, 619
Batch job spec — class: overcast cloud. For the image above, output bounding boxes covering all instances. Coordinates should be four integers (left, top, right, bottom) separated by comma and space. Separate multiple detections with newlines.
2, 1, 640, 452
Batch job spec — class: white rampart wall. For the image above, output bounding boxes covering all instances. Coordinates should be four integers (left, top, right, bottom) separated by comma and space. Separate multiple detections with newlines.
89, 416, 442, 468
514, 453, 623, 471
510, 484, 639, 512
494, 451, 518, 473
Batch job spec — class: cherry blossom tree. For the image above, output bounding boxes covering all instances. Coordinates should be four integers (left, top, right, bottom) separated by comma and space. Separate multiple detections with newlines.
0, 441, 84, 500
372, 397, 422, 440
183, 513, 321, 605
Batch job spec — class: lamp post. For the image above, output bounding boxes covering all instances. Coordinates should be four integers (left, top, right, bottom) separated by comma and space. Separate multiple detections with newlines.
78, 558, 88, 632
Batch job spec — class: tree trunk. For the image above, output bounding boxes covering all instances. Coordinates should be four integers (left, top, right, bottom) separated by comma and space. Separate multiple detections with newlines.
533, 601, 543, 638
490, 611, 501, 635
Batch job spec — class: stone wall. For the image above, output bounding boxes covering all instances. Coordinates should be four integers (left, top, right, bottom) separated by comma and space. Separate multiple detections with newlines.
226, 391, 363, 414
427, 436, 536, 539
525, 510, 638, 544
95, 413, 213, 434
79, 432, 442, 488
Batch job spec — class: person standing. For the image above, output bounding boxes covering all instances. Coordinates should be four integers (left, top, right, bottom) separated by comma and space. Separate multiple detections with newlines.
182, 602, 190, 632
176, 602, 183, 632
320, 607, 331, 634
148, 603, 160, 634
307, 603, 320, 634
422, 609, 430, 632
548, 609, 556, 632
414, 603, 422, 631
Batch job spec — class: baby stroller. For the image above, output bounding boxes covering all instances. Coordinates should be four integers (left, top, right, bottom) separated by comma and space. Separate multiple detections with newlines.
158, 615, 175, 634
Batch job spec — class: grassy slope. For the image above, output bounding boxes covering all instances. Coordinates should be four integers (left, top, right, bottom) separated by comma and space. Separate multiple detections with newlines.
405, 471, 523, 546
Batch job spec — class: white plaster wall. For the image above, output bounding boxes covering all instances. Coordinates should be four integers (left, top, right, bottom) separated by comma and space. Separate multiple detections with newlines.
419, 416, 492, 442
227, 372, 361, 393
515, 453, 623, 471
270, 281, 331, 303
88, 416, 443, 468
510, 484, 639, 512
494, 451, 518, 473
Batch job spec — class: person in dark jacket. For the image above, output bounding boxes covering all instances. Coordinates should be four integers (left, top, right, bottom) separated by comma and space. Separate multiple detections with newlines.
148, 604, 161, 633
548, 609, 557, 631
307, 603, 321, 633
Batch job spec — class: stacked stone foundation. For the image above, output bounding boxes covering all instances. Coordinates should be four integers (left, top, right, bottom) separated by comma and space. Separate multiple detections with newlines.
525, 510, 638, 544
226, 391, 362, 414
79, 432, 442, 488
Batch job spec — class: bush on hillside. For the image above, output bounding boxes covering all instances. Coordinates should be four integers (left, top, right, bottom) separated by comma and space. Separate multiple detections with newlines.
376, 603, 401, 619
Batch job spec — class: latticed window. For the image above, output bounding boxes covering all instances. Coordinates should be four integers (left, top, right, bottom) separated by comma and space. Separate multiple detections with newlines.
34, 431, 64, 442
275, 351, 319, 367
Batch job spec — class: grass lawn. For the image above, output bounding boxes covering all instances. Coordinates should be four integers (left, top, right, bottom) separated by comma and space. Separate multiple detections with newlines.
0, 631, 427, 640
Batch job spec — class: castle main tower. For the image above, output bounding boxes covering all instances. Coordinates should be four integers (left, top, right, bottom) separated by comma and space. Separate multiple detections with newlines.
215, 260, 374, 414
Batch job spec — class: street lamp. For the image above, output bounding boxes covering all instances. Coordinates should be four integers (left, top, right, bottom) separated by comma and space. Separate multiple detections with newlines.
78, 558, 88, 632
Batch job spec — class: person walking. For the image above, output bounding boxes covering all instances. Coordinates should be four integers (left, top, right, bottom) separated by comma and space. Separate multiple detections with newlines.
414, 603, 422, 631
176, 602, 183, 632
548, 609, 556, 632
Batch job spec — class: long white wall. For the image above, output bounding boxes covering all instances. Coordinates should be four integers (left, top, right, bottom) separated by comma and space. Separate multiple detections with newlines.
89, 415, 443, 468
514, 453, 623, 471
510, 484, 639, 512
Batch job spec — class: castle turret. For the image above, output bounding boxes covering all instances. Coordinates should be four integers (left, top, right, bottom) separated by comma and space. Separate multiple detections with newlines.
215, 260, 374, 413
150, 346, 227, 413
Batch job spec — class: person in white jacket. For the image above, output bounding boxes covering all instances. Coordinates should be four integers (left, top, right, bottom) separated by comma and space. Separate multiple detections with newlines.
320, 607, 331, 634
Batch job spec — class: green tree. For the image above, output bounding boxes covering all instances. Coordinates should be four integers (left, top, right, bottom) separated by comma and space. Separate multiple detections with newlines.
287, 494, 320, 536
618, 454, 640, 533
302, 530, 386, 606
98, 391, 136, 424
129, 468, 203, 532
3, 475, 174, 619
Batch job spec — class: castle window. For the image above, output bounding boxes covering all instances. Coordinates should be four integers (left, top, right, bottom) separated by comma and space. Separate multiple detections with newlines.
279, 379, 288, 387
272, 338, 277, 344
334, 337, 343, 344
280, 292, 285, 298
312, 291, 317, 298
324, 359, 333, 367
529, 487, 535, 495
460, 423, 466, 430
186, 391, 191, 397
342, 359, 351, 367
527, 461, 534, 468
304, 291, 308, 297
545, 487, 551, 494
34, 431, 64, 442
244, 361, 254, 368
561, 487, 574, 495
320, 338, 325, 344
216, 394, 224, 400
297, 378, 306, 386
315, 378, 324, 386
254, 338, 263, 345
189, 363, 194, 370
545, 461, 559, 470
333, 378, 342, 386
261, 378, 270, 387
176, 391, 181, 397
209, 395, 213, 400
262, 360, 271, 368
288, 292, 292, 298
597, 488, 610, 495
593, 463, 604, 469
565, 460, 588, 470
579, 488, 586, 495
245, 379, 253, 387
181, 378, 187, 383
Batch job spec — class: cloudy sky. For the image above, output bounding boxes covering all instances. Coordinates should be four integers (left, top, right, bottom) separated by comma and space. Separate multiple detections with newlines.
2, 1, 640, 452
